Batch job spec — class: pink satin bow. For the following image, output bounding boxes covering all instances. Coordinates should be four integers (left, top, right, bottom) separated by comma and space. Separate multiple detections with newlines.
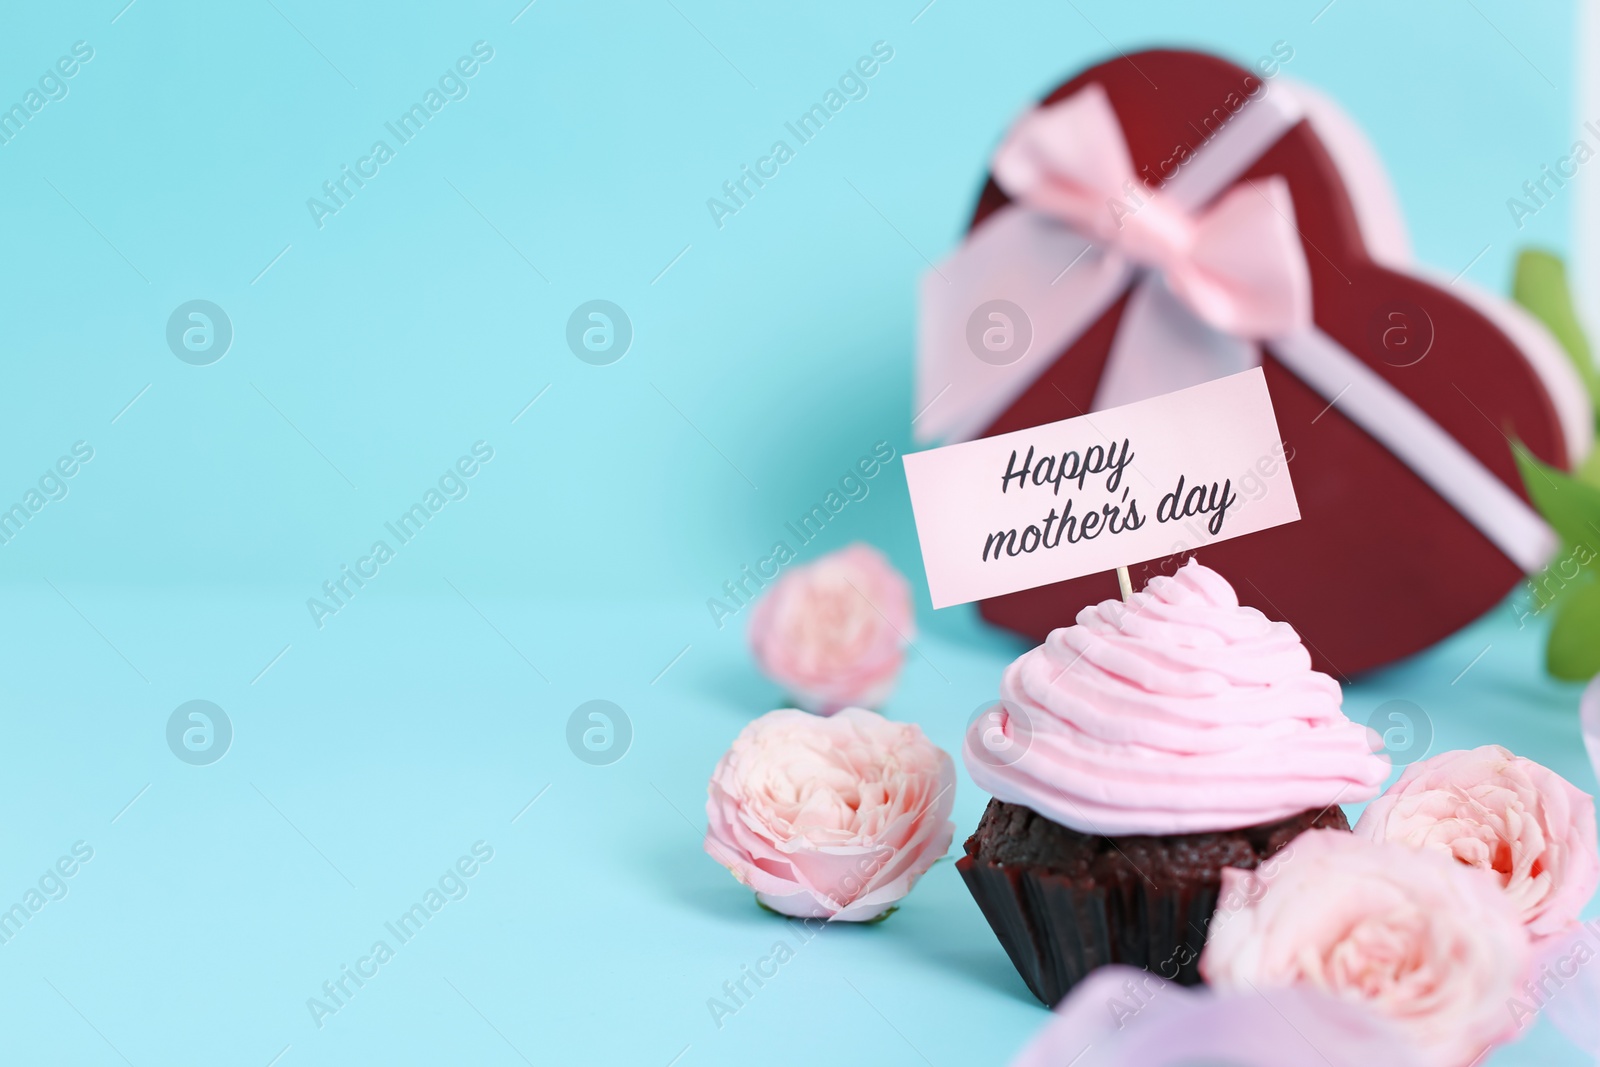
991, 83, 1312, 340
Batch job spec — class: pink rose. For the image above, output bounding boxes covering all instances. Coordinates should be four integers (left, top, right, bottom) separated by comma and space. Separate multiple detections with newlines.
1354, 745, 1600, 941
704, 707, 955, 921
747, 544, 913, 715
1201, 829, 1531, 1067
1010, 964, 1421, 1067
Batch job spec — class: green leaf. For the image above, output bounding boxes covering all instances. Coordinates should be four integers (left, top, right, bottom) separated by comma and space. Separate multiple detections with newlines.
1512, 249, 1600, 416
1514, 443, 1600, 551
1580, 446, 1600, 493
1547, 580, 1600, 679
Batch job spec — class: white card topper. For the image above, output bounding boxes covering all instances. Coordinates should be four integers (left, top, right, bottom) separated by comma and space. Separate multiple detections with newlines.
902, 368, 1300, 608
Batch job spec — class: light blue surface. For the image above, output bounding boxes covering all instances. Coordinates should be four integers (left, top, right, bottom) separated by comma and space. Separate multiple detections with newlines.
0, 1, 1587, 1063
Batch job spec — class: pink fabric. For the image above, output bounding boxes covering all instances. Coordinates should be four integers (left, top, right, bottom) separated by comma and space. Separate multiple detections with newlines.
1010, 964, 1422, 1067
992, 83, 1311, 340
1529, 923, 1600, 1056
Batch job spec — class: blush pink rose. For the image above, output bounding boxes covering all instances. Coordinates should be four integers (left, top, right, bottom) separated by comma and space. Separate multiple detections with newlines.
746, 544, 913, 715
704, 707, 955, 922
1201, 829, 1531, 1067
1354, 745, 1600, 941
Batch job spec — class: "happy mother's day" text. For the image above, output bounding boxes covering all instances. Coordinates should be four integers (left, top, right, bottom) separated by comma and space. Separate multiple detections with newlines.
982, 440, 1239, 562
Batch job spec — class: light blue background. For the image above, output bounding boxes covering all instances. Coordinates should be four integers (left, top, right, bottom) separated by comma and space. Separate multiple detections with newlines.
0, 1, 1588, 1063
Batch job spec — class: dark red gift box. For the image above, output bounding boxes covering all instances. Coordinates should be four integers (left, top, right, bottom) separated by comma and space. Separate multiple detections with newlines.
914, 48, 1588, 676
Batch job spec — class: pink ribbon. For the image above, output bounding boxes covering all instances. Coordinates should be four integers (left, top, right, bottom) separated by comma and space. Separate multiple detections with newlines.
914, 79, 1559, 574
991, 84, 1311, 340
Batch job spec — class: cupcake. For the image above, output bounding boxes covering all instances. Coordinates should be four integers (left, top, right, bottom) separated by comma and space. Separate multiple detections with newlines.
956, 559, 1388, 1005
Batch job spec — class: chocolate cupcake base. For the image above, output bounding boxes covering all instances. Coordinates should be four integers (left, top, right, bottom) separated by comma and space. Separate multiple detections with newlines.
957, 799, 1349, 1006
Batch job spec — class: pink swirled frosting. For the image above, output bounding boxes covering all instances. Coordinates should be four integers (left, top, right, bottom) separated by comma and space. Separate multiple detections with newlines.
964, 560, 1388, 836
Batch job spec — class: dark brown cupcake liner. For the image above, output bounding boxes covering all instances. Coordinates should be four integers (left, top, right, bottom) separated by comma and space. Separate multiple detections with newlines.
958, 800, 1350, 1006
958, 853, 1215, 1005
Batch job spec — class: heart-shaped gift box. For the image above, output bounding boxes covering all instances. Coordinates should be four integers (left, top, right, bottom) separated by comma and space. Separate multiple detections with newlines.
915, 48, 1590, 677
